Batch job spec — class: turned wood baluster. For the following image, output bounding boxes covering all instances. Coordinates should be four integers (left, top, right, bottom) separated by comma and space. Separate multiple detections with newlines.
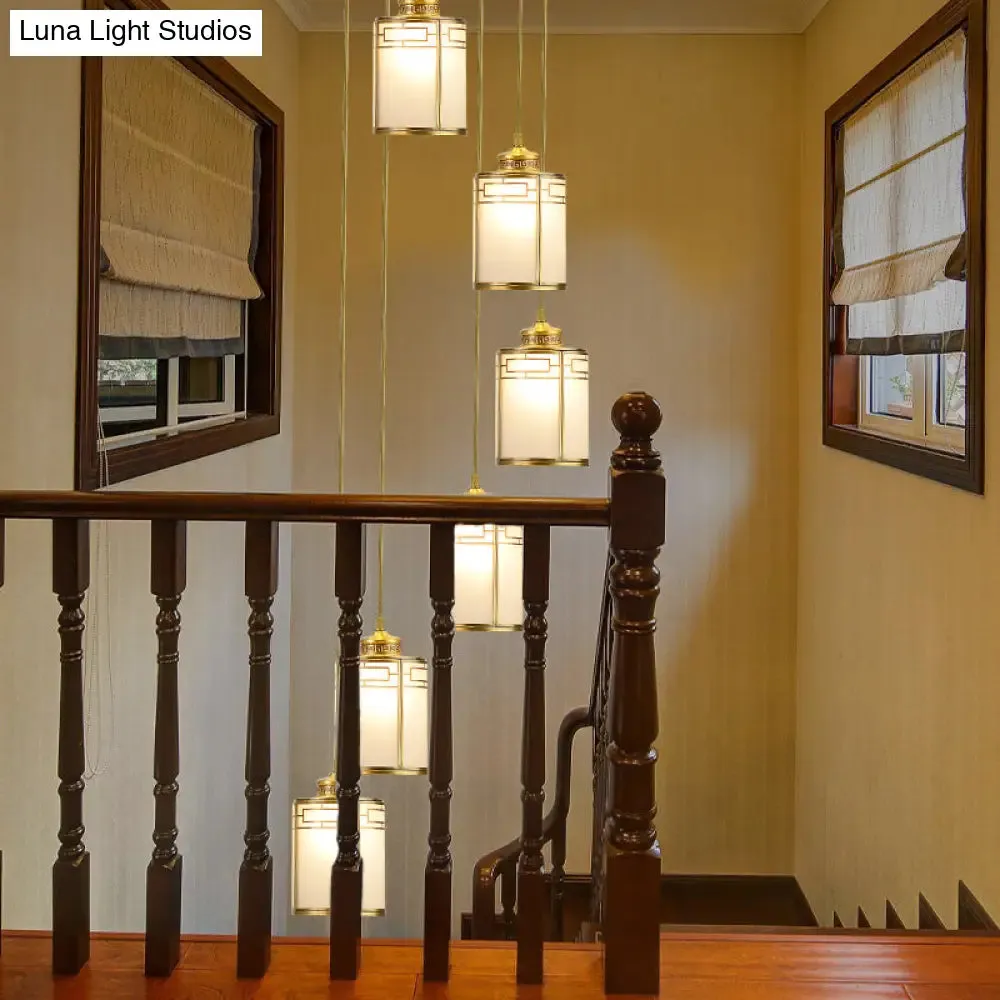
424, 523, 455, 981
517, 523, 550, 985
500, 858, 517, 940
604, 392, 665, 996
330, 522, 366, 981
237, 520, 278, 979
145, 520, 187, 977
52, 518, 91, 975
0, 517, 3, 957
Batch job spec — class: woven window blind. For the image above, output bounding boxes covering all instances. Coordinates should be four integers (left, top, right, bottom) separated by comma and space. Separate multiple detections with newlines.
99, 57, 262, 360
832, 30, 968, 356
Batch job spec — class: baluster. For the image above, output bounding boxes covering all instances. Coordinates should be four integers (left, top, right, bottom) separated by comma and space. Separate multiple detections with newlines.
604, 393, 665, 996
424, 523, 455, 981
0, 516, 3, 957
500, 858, 517, 940
550, 819, 567, 941
517, 523, 550, 985
237, 520, 278, 979
330, 522, 366, 981
145, 520, 187, 977
52, 518, 91, 975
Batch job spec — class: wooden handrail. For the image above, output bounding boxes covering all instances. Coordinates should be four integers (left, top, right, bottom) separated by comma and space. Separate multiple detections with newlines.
0, 491, 609, 527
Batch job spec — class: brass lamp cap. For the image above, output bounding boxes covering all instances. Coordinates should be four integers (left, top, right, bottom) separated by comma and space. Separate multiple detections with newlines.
398, 0, 440, 14
317, 773, 337, 797
498, 140, 541, 173
361, 628, 402, 658
521, 318, 564, 348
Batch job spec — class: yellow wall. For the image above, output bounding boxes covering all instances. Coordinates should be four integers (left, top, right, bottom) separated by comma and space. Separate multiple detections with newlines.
0, 0, 299, 933
291, 30, 802, 936
796, 0, 1000, 929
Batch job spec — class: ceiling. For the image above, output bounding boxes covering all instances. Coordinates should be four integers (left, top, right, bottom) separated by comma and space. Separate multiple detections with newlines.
280, 0, 831, 34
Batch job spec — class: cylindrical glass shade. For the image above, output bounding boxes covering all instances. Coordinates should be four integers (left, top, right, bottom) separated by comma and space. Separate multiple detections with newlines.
373, 7, 466, 135
291, 790, 386, 916
454, 522, 524, 632
359, 629, 428, 774
496, 318, 589, 467
474, 143, 566, 290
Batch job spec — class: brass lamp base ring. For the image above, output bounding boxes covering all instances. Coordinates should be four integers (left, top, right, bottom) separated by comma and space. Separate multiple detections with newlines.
475, 282, 567, 292
455, 623, 523, 633
361, 766, 429, 777
376, 127, 468, 136
293, 906, 387, 918
497, 458, 589, 468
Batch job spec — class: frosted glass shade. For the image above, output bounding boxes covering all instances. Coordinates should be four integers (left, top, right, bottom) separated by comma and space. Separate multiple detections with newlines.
359, 630, 428, 774
373, 14, 466, 135
454, 523, 524, 632
496, 319, 589, 466
475, 169, 567, 290
291, 794, 386, 916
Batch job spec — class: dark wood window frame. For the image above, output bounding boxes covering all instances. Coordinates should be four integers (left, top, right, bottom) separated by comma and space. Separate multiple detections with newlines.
822, 0, 986, 494
76, 0, 284, 490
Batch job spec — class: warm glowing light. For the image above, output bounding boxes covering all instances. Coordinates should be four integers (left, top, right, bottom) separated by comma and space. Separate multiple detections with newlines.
496, 317, 589, 466
454, 522, 524, 631
374, 8, 466, 135
291, 790, 386, 916
474, 142, 567, 290
359, 630, 429, 774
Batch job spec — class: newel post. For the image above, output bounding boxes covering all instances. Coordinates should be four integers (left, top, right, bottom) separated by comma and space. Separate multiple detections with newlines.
604, 392, 664, 996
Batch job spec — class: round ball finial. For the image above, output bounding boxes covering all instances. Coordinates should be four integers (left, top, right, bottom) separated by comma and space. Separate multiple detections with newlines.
612, 392, 662, 440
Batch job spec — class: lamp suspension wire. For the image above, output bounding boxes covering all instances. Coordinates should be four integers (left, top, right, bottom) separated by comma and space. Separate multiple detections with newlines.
515, 0, 524, 142
539, 0, 549, 318
471, 0, 485, 491
337, 0, 351, 494
377, 0, 391, 630
332, 0, 352, 777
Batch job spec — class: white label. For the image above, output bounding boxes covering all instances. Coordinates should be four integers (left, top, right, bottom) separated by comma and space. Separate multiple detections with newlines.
10, 9, 263, 56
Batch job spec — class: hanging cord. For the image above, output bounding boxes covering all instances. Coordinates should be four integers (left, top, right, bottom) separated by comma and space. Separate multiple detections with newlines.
470, 0, 485, 492
538, 0, 549, 317
331, 0, 352, 778
337, 0, 351, 495
84, 413, 116, 780
376, 0, 391, 630
514, 0, 524, 143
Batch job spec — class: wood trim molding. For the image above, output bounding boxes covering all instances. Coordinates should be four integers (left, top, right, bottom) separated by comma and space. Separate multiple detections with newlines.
886, 900, 906, 931
822, 0, 987, 494
958, 881, 999, 932
75, 0, 284, 490
919, 893, 947, 931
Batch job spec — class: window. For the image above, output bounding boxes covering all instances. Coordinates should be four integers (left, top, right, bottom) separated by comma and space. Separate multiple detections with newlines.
823, 0, 985, 494
76, 3, 283, 490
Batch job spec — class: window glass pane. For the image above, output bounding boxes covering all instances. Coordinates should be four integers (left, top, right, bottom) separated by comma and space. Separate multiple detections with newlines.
179, 357, 224, 404
937, 352, 967, 428
869, 355, 914, 420
98, 358, 158, 409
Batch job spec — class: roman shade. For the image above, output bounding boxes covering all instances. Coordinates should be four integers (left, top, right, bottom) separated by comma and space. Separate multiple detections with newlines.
99, 56, 262, 359
832, 30, 968, 356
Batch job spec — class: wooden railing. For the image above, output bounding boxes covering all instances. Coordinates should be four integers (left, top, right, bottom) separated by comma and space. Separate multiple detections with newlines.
0, 391, 665, 996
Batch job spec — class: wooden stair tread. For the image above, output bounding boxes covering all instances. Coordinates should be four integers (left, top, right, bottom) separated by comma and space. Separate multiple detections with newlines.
3, 932, 1000, 998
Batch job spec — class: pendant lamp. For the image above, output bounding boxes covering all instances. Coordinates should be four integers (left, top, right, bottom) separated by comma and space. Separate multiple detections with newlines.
454, 0, 525, 633
374, 0, 467, 135
455, 514, 524, 631
497, 310, 589, 467
360, 629, 429, 773
292, 777, 387, 916
473, 0, 565, 290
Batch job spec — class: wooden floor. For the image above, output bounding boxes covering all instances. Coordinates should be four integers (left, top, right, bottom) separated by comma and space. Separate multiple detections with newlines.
3, 931, 1000, 999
